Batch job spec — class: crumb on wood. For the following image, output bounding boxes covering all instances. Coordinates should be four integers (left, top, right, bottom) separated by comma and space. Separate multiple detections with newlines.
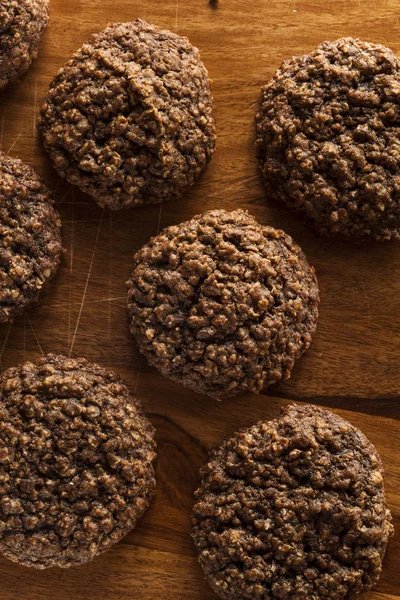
209, 0, 219, 8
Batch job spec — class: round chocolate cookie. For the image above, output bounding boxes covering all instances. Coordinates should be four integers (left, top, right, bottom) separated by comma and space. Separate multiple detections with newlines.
0, 0, 49, 90
127, 209, 319, 399
38, 19, 216, 210
192, 404, 394, 600
0, 152, 62, 324
256, 37, 400, 240
0, 354, 156, 569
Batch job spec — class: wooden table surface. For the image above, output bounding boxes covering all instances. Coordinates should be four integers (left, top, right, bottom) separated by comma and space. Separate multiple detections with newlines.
0, 0, 399, 598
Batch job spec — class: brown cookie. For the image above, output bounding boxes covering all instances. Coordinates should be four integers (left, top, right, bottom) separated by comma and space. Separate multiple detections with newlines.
192, 404, 394, 600
0, 152, 62, 324
256, 37, 400, 241
127, 209, 319, 399
38, 19, 216, 210
0, 0, 49, 90
0, 354, 157, 569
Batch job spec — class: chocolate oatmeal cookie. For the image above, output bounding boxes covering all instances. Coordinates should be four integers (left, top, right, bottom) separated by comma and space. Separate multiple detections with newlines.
38, 19, 216, 210
0, 354, 156, 569
256, 37, 400, 240
192, 404, 394, 600
0, 0, 49, 90
0, 153, 62, 324
127, 209, 319, 399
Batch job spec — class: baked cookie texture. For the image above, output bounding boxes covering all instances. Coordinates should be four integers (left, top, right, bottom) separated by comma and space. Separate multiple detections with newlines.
192, 404, 394, 600
127, 209, 319, 399
256, 37, 400, 241
0, 152, 62, 324
38, 19, 216, 210
0, 0, 49, 90
0, 354, 157, 569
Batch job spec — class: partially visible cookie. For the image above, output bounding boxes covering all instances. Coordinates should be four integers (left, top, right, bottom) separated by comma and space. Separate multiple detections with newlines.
0, 0, 49, 90
256, 37, 400, 240
127, 209, 319, 399
0, 152, 62, 324
38, 19, 216, 210
192, 404, 394, 600
0, 354, 157, 569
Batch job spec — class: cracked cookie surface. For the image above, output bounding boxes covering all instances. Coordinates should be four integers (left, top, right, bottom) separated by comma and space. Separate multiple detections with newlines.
0, 354, 157, 568
127, 209, 319, 399
256, 37, 400, 240
38, 19, 216, 210
192, 404, 393, 600
0, 152, 62, 324
0, 0, 49, 90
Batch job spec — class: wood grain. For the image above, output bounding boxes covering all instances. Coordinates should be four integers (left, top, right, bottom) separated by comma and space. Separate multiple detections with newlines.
0, 0, 399, 598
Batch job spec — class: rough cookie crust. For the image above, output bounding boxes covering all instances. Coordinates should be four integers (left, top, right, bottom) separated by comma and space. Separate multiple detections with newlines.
0, 152, 62, 324
38, 19, 216, 210
192, 404, 394, 600
0, 0, 49, 90
0, 354, 157, 569
256, 37, 400, 240
127, 209, 319, 399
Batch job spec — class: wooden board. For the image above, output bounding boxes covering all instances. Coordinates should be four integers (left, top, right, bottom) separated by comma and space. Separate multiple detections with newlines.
0, 0, 399, 598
